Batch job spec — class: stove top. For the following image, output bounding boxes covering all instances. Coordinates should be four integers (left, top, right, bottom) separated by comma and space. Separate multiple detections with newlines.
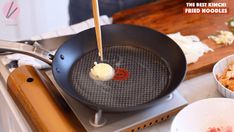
45, 70, 187, 132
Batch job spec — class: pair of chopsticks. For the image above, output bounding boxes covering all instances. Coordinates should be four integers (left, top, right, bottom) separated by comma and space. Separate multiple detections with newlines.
92, 0, 103, 61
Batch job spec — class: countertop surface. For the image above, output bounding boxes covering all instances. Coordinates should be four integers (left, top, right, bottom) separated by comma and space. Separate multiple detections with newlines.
0, 67, 222, 132
112, 2, 232, 130
113, 0, 234, 79
143, 73, 222, 132
0, 0, 232, 131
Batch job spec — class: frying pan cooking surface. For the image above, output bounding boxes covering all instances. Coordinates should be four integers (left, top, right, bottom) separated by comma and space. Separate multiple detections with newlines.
71, 45, 171, 108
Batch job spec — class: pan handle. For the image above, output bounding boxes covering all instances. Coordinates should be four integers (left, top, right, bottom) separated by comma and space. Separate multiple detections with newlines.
0, 40, 53, 65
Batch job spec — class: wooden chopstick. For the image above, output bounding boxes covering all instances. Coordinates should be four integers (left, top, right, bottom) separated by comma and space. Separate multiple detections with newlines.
92, 0, 103, 61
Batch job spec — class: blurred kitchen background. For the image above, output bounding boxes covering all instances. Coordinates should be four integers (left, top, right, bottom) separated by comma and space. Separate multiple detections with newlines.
0, 0, 69, 41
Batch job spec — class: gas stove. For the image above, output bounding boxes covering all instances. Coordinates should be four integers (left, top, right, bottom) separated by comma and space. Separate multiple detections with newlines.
45, 70, 187, 132
0, 36, 188, 131
0, 33, 188, 131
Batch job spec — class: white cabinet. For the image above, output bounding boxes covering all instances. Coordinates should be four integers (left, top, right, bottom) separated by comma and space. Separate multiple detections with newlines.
0, 0, 69, 41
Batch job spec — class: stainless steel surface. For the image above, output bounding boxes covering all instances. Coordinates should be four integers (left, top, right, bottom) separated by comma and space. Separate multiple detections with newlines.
0, 59, 10, 82
0, 40, 53, 64
46, 70, 188, 132
89, 110, 107, 127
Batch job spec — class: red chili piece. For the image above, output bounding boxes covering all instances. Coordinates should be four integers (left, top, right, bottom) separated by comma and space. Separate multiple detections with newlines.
113, 68, 129, 81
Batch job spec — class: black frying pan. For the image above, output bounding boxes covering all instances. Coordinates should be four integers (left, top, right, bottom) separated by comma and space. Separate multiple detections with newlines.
0, 24, 186, 112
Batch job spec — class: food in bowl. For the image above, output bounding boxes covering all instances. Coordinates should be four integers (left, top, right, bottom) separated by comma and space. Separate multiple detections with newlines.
171, 98, 234, 132
217, 63, 234, 92
207, 125, 233, 132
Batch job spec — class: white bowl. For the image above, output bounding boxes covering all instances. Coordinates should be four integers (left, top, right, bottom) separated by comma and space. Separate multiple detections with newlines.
212, 54, 234, 98
171, 98, 234, 132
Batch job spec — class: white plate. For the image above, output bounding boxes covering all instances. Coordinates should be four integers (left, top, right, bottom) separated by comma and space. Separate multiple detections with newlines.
171, 98, 234, 132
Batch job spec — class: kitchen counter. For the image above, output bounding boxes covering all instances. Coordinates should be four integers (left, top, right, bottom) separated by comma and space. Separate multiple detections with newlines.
113, 0, 234, 79
0, 0, 232, 131
112, 2, 232, 130
113, 0, 233, 40
143, 73, 222, 131
0, 66, 222, 132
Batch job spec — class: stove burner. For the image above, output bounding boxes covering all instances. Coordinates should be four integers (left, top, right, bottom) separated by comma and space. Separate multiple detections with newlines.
46, 70, 188, 132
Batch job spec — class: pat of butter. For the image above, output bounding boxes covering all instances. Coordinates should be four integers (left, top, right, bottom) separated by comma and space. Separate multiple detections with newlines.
89, 62, 115, 81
